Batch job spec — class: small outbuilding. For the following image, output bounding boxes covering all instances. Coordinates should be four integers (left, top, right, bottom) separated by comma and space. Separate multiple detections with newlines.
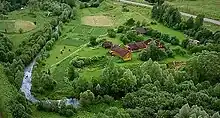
102, 41, 113, 49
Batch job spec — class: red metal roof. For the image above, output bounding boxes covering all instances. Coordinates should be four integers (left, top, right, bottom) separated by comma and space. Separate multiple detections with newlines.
127, 41, 147, 51
111, 45, 130, 57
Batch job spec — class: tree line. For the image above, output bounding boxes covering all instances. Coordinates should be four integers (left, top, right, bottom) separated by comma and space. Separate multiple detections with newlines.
0, 0, 77, 117
152, 4, 220, 46
71, 51, 220, 118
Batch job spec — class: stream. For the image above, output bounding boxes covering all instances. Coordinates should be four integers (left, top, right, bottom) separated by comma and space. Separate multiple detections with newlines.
20, 25, 79, 107
20, 58, 79, 106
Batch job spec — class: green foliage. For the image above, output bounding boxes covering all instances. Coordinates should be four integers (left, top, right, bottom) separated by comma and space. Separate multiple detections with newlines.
139, 41, 168, 61
0, 33, 13, 63
71, 56, 106, 68
152, 4, 182, 29
174, 104, 219, 118
186, 17, 194, 29
185, 51, 220, 84
172, 46, 187, 56
124, 18, 136, 26
37, 99, 76, 117
67, 66, 79, 81
107, 29, 116, 38
120, 30, 144, 44
117, 26, 125, 33
19, 28, 23, 34
32, 71, 57, 94
170, 36, 180, 45
194, 14, 205, 30
89, 36, 98, 46
80, 90, 95, 107
100, 62, 137, 97
122, 5, 129, 12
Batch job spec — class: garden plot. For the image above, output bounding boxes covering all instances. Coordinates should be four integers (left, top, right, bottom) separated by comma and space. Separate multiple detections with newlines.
82, 16, 113, 26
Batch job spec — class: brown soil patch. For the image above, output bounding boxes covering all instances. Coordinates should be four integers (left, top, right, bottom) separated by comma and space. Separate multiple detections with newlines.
15, 20, 36, 32
82, 16, 113, 26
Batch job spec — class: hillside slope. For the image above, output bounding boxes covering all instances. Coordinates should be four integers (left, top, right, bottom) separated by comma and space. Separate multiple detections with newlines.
0, 65, 17, 118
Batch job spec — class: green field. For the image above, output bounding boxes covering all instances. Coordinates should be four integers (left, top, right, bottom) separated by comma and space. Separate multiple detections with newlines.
0, 8, 51, 49
168, 0, 220, 20
16, 0, 219, 117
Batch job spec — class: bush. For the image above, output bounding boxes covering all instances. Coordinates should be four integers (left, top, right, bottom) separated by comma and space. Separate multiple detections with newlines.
80, 90, 95, 107
79, 2, 85, 9
170, 36, 180, 45
89, 36, 98, 46
124, 18, 135, 26
91, 1, 100, 8
172, 46, 187, 56
68, 66, 79, 81
19, 28, 23, 34
103, 95, 114, 104
107, 29, 116, 38
122, 6, 129, 12
117, 26, 125, 33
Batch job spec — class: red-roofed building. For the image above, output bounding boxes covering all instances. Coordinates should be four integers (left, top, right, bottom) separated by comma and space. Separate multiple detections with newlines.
127, 41, 147, 51
110, 45, 132, 61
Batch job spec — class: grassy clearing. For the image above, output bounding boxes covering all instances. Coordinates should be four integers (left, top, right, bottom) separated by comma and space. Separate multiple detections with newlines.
45, 45, 78, 66
161, 55, 189, 63
151, 24, 186, 41
0, 8, 51, 49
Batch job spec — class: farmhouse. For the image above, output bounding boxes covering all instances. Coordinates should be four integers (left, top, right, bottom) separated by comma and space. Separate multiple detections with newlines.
110, 45, 132, 61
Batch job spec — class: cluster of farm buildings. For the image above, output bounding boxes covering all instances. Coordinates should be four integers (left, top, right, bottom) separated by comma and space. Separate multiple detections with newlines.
102, 27, 165, 61
102, 39, 165, 61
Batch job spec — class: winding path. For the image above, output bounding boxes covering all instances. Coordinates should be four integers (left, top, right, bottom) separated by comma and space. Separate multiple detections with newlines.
119, 0, 220, 25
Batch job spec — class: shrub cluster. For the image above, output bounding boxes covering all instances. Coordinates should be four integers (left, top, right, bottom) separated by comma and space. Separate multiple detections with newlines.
71, 56, 106, 68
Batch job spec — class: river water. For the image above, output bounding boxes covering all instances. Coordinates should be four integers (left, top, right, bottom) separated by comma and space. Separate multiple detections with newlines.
20, 58, 79, 106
